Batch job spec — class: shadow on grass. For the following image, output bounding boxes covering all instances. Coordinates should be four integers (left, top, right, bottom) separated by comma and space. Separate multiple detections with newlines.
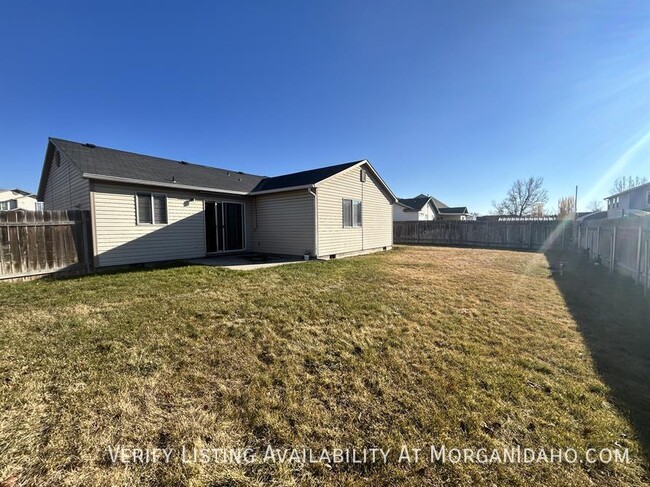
546, 250, 650, 457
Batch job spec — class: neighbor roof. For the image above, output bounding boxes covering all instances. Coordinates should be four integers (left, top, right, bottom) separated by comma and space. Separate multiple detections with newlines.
605, 181, 650, 200
0, 188, 34, 196
397, 194, 452, 212
38, 138, 395, 200
396, 196, 432, 212
438, 206, 468, 214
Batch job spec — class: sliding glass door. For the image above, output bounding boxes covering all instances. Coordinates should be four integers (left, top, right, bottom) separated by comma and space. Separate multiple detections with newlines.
205, 201, 245, 253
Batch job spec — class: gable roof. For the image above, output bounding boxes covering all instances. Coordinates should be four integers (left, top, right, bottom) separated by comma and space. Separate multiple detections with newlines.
397, 196, 433, 212
0, 188, 34, 197
38, 138, 396, 201
251, 161, 362, 192
397, 194, 453, 212
605, 181, 650, 200
438, 206, 468, 214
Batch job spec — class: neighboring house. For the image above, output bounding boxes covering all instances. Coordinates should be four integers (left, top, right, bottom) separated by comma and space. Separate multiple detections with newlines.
0, 188, 40, 211
393, 193, 470, 221
37, 138, 396, 267
605, 182, 650, 218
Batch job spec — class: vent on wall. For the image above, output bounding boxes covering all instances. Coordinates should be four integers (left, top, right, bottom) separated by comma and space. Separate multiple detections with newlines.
360, 169, 367, 182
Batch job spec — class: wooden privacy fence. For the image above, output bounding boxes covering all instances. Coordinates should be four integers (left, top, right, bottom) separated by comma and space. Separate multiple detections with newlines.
577, 216, 650, 295
393, 220, 574, 251
0, 210, 93, 280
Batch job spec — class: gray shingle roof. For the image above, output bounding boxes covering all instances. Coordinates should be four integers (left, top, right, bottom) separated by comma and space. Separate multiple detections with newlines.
50, 138, 265, 193
397, 196, 431, 211
252, 161, 362, 192
438, 206, 468, 214
46, 139, 368, 196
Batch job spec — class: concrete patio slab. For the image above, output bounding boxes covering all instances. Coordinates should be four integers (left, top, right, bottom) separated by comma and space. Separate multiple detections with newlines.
186, 254, 307, 271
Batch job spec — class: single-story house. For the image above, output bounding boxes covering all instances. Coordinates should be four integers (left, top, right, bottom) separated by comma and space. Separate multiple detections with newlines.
393, 193, 470, 221
37, 138, 397, 268
605, 181, 650, 219
0, 188, 39, 211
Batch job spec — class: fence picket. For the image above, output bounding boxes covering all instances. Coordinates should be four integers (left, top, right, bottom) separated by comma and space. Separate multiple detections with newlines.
0, 210, 92, 280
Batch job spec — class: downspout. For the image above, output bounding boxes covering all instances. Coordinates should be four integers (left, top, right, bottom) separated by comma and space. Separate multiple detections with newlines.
308, 188, 318, 258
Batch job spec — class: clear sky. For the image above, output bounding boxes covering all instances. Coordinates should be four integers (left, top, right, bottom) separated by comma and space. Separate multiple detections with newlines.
1, 1, 649, 214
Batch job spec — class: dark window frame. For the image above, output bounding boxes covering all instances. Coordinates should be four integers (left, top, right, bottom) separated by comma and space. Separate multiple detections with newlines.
136, 193, 168, 225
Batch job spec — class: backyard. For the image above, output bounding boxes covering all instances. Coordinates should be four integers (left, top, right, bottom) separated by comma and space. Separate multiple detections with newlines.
0, 246, 649, 486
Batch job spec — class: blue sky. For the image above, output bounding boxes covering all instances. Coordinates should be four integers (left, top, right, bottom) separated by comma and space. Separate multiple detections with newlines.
1, 0, 649, 214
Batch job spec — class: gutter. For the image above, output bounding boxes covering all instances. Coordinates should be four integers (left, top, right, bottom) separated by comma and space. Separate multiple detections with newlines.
82, 174, 250, 195
250, 184, 316, 196
84, 173, 319, 198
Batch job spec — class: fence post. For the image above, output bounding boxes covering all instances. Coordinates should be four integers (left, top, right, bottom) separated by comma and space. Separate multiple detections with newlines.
611, 225, 617, 272
81, 210, 92, 273
416, 221, 420, 244
645, 240, 649, 298
636, 226, 643, 284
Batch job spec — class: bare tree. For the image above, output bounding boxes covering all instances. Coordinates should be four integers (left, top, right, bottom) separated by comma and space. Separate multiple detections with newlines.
557, 196, 576, 219
586, 200, 603, 212
531, 202, 546, 217
611, 176, 648, 194
492, 177, 549, 216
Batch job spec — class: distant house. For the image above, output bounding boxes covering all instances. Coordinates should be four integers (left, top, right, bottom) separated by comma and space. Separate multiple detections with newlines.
393, 194, 470, 221
37, 138, 397, 267
605, 182, 650, 218
0, 188, 39, 211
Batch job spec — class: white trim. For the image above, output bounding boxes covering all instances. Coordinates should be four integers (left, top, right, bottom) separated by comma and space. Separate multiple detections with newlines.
342, 198, 362, 228
83, 173, 250, 195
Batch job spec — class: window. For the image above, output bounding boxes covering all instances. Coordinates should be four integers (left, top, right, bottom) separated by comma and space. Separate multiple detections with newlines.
646, 191, 650, 206
35, 202, 44, 211
342, 199, 362, 227
0, 200, 17, 211
136, 193, 167, 224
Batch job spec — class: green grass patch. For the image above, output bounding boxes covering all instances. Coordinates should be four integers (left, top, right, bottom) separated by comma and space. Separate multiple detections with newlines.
0, 246, 648, 486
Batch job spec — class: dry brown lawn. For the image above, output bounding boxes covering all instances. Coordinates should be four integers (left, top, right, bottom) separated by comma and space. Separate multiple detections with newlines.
0, 246, 648, 486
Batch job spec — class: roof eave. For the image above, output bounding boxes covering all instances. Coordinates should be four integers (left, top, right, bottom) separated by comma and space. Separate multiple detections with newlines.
36, 139, 56, 201
82, 173, 251, 195
250, 184, 316, 196
316, 160, 397, 203
606, 182, 650, 200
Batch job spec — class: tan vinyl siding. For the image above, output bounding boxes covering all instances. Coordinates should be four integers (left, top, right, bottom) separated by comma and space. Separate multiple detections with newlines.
362, 171, 394, 249
252, 190, 315, 256
92, 182, 253, 267
42, 150, 90, 210
317, 164, 393, 257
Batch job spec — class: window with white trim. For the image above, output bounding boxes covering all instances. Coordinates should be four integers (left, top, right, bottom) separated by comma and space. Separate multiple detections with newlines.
342, 199, 362, 227
136, 193, 168, 224
0, 200, 17, 211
